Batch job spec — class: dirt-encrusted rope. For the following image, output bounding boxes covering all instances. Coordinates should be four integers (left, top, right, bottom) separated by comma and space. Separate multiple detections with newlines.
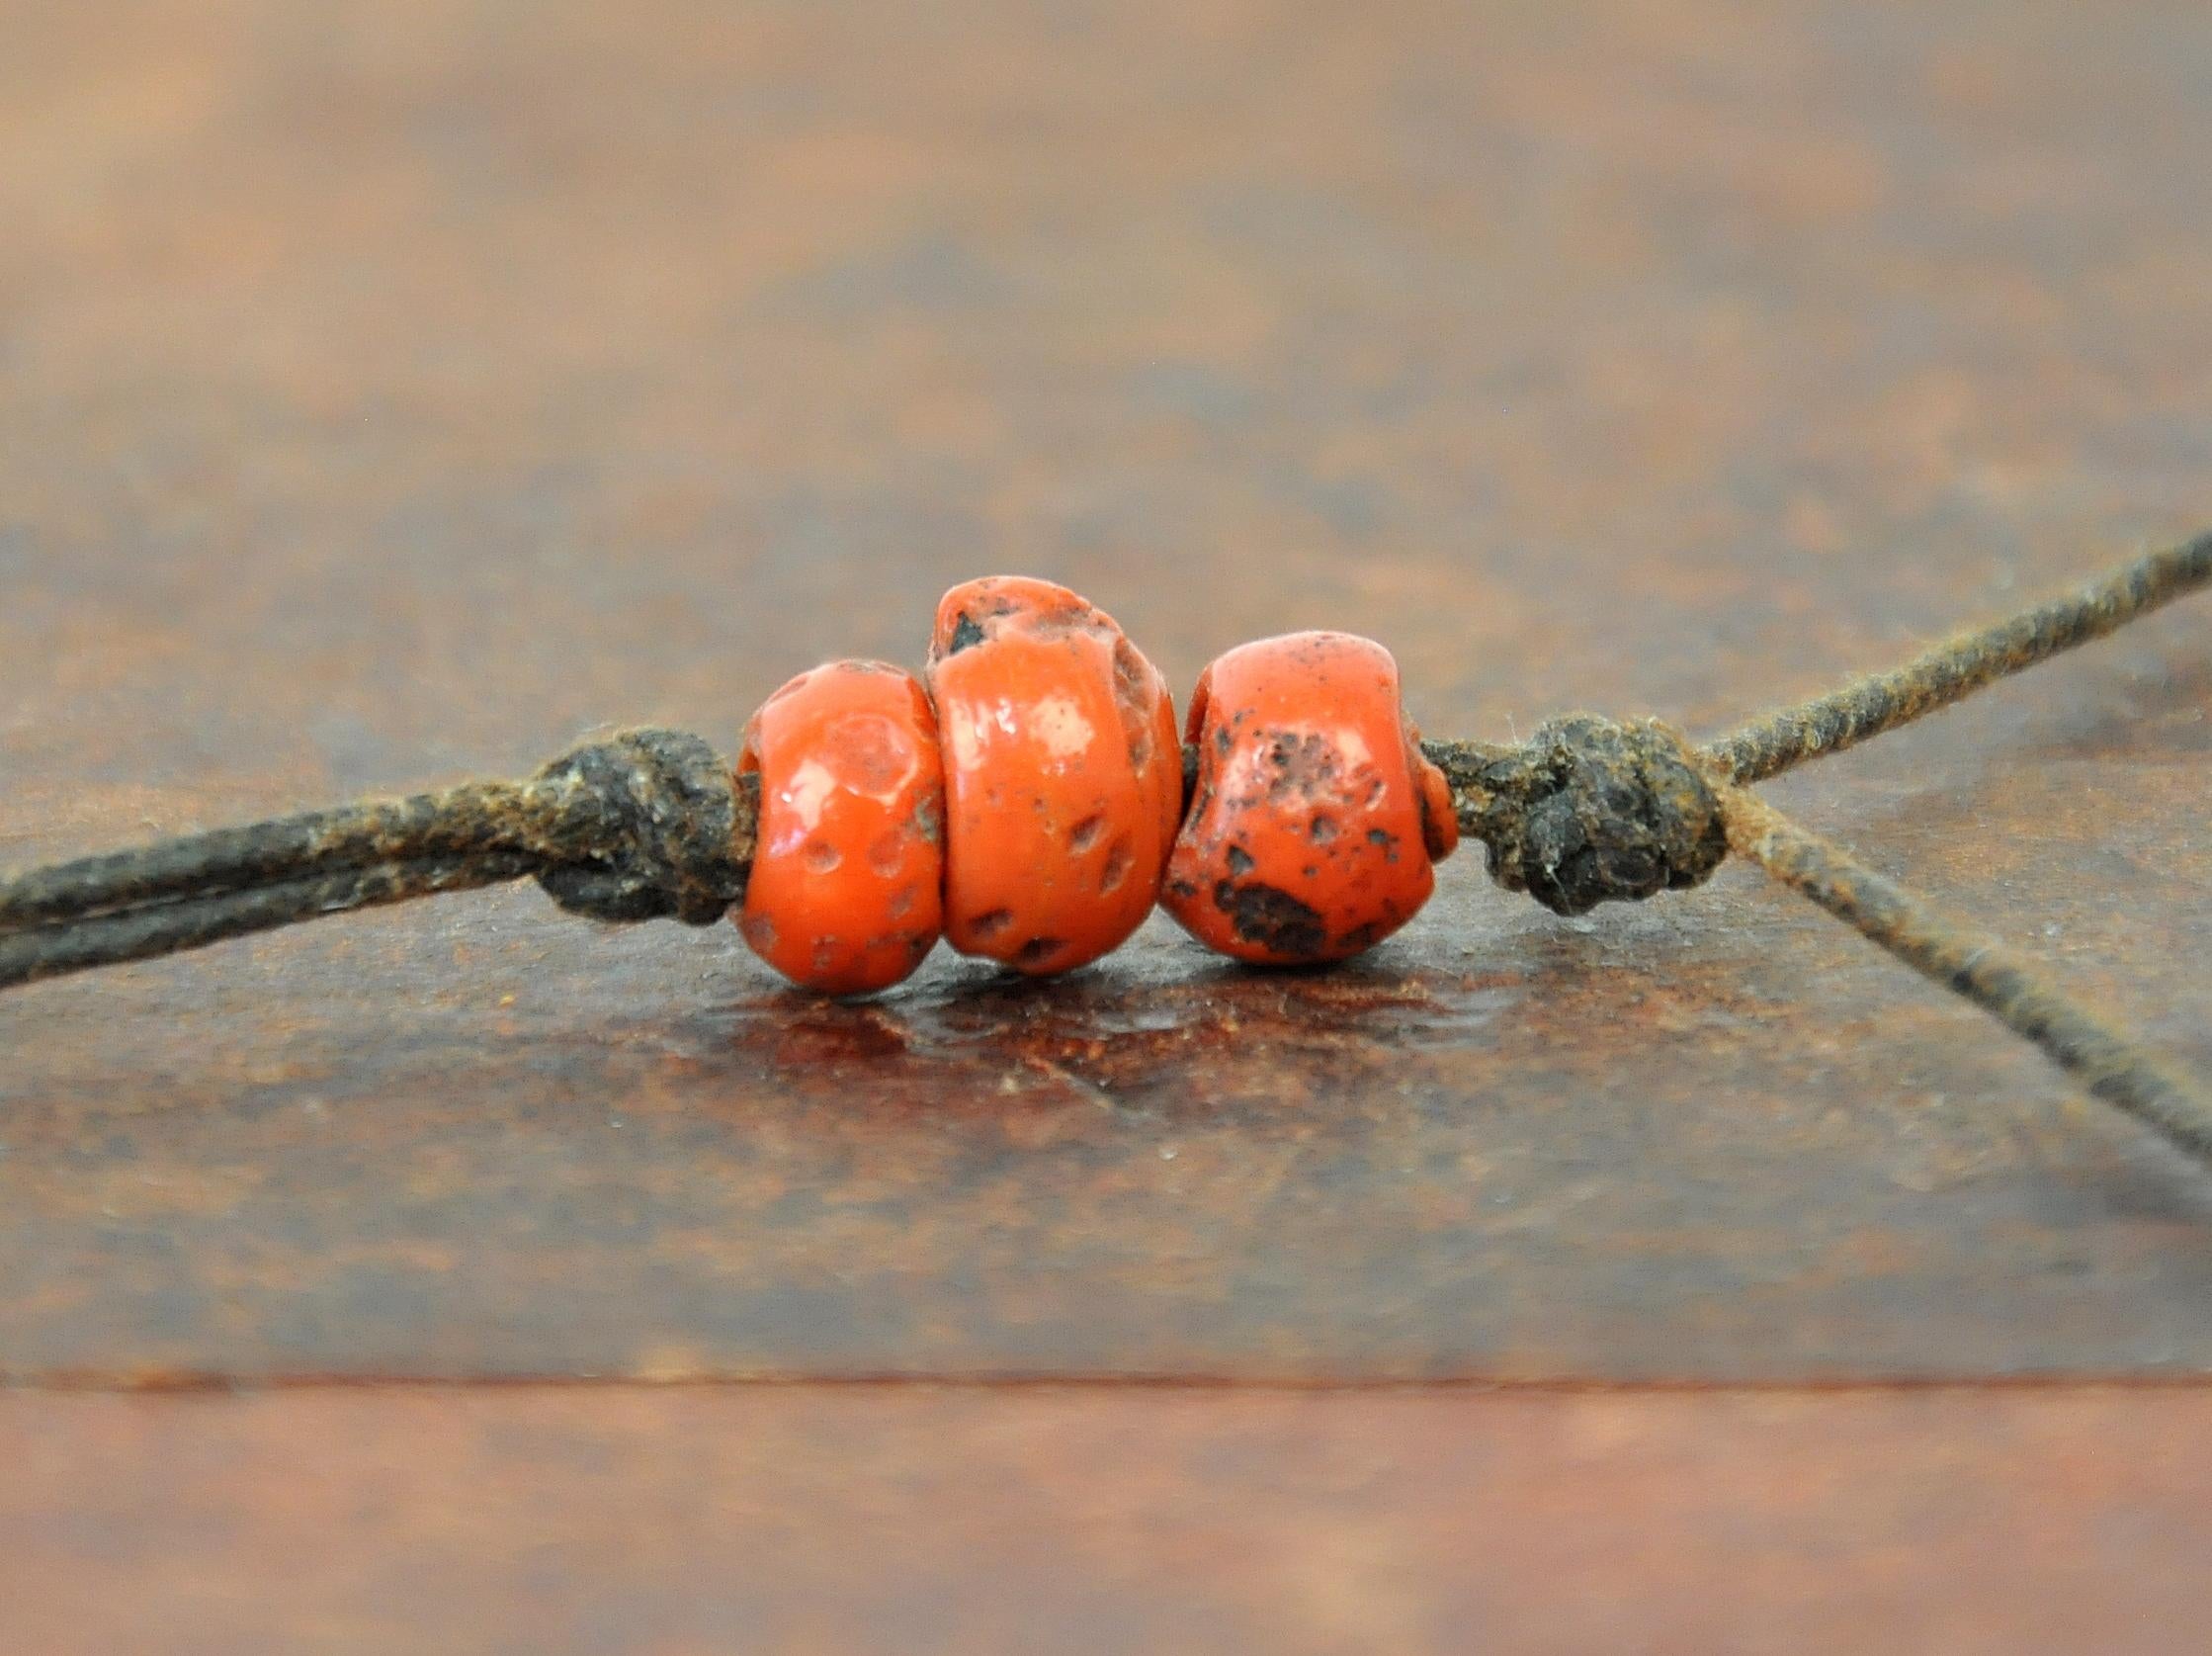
1720, 786, 2212, 1161
1424, 706, 2212, 1165
0, 852, 545, 988
1422, 716, 1726, 916
528, 730, 757, 924
0, 730, 757, 990
1, 537, 2207, 1166
1707, 530, 2212, 785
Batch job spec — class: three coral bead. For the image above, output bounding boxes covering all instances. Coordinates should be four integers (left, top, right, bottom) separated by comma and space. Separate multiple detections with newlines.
1165, 632, 1458, 964
737, 660, 946, 996
735, 579, 1457, 993
927, 578, 1182, 975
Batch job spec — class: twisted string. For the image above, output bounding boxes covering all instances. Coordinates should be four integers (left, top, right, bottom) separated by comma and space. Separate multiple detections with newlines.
1708, 531, 2212, 784
1, 536, 2207, 1164
0, 730, 757, 990
1419, 532, 2212, 1163
1717, 786, 2212, 1160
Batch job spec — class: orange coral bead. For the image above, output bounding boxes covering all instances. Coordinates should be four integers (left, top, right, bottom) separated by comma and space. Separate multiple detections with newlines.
1162, 631, 1458, 964
926, 576, 1179, 975
735, 659, 946, 995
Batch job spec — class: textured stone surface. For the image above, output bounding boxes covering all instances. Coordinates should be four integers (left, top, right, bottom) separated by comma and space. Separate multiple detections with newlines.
4, 0, 2211, 1388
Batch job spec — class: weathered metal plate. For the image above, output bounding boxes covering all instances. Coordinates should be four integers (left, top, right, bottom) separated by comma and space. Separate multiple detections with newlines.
3, 0, 2211, 1381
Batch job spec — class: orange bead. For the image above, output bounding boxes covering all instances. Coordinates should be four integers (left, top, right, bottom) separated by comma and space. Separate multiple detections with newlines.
1162, 631, 1458, 964
926, 576, 1179, 975
735, 659, 946, 995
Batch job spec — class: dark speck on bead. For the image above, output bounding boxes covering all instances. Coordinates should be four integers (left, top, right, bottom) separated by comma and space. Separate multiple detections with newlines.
1014, 935, 1064, 969
1213, 879, 1326, 959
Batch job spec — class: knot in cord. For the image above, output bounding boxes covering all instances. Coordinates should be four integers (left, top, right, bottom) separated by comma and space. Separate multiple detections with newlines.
530, 729, 754, 924
1454, 714, 1728, 916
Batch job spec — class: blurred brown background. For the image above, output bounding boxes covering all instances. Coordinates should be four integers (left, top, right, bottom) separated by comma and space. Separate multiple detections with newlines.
3, 0, 2210, 1649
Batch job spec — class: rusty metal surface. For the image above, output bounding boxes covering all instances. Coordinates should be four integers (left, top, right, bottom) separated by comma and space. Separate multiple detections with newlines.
4, 0, 2212, 1383
5, 1384, 2211, 1654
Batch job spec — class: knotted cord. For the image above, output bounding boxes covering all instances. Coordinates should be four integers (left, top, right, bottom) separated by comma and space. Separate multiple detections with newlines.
0, 730, 758, 987
2, 536, 2207, 1161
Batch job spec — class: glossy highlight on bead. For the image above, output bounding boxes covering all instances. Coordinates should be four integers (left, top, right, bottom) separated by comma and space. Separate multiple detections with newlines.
925, 576, 1180, 975
735, 659, 946, 995
1163, 631, 1457, 965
